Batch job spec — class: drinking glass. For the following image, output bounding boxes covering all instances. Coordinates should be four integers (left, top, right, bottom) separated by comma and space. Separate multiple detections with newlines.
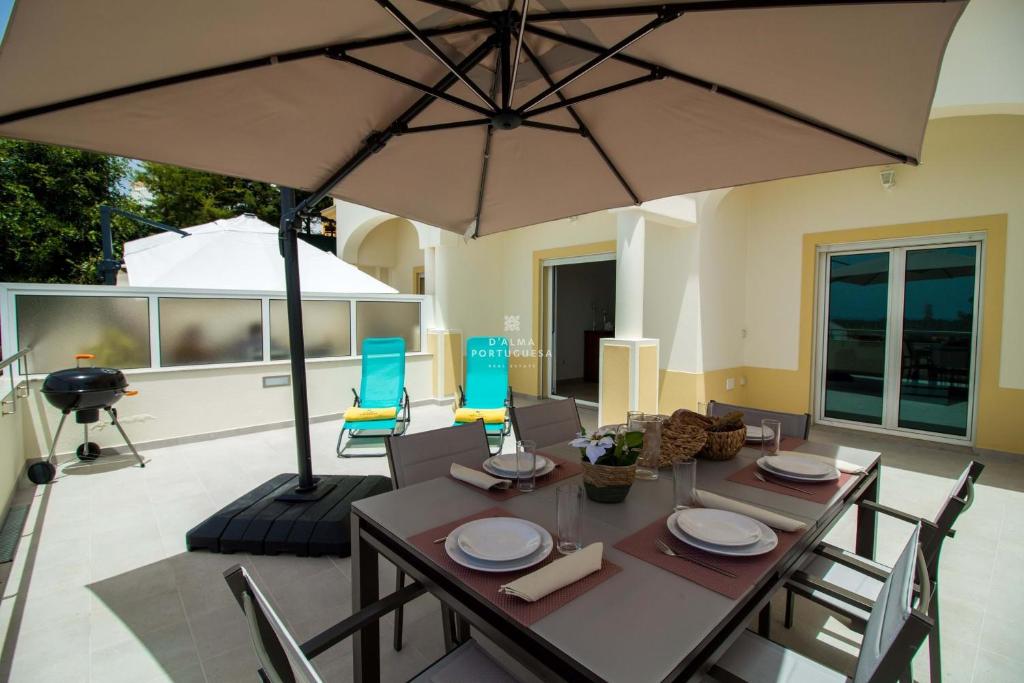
626, 410, 643, 431
634, 414, 662, 481
696, 401, 708, 416
672, 458, 697, 509
760, 419, 782, 456
555, 484, 584, 554
516, 440, 537, 492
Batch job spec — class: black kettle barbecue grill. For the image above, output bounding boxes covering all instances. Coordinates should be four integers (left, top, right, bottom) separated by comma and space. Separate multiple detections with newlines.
28, 354, 145, 484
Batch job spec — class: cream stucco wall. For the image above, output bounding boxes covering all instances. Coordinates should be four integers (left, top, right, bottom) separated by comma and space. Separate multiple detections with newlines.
355, 218, 423, 294
739, 115, 1024, 390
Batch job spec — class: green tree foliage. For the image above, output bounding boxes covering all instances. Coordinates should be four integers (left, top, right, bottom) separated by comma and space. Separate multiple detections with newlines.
137, 162, 283, 227
0, 140, 138, 284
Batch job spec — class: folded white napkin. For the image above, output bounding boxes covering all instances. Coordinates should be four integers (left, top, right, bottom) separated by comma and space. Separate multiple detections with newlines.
693, 490, 808, 532
777, 450, 865, 474
499, 542, 603, 602
450, 463, 510, 491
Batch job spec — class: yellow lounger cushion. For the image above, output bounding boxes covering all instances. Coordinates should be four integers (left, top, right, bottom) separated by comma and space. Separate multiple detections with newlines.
344, 406, 397, 421
454, 407, 507, 424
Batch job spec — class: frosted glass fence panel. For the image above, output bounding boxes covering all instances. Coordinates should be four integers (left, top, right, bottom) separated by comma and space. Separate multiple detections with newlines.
159, 298, 262, 366
16, 295, 151, 373
269, 299, 351, 360
356, 301, 421, 353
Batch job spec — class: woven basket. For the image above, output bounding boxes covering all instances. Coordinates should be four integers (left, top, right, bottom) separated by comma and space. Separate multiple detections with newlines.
660, 425, 707, 466
582, 462, 636, 503
697, 425, 747, 461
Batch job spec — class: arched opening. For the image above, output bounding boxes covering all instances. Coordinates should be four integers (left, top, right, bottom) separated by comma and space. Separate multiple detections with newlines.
347, 217, 425, 294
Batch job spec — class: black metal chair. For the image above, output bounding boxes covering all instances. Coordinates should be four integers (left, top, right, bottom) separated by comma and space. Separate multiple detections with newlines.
783, 461, 983, 683
224, 563, 522, 683
384, 422, 492, 652
712, 523, 933, 683
510, 398, 583, 448
707, 400, 811, 440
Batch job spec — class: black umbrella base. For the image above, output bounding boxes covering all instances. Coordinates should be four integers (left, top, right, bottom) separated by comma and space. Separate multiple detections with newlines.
186, 473, 391, 557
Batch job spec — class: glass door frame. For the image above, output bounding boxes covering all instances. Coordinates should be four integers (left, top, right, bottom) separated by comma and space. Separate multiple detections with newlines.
813, 231, 986, 445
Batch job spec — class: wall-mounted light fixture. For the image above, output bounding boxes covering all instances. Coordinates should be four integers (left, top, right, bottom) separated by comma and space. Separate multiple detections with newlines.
880, 168, 896, 190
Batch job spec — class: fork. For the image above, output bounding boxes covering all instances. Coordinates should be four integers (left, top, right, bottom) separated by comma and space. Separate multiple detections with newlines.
655, 539, 737, 578
754, 471, 812, 495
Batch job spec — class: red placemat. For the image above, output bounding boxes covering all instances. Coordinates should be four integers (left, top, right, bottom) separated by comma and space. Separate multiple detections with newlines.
614, 516, 803, 599
448, 454, 583, 501
407, 507, 621, 626
727, 462, 852, 503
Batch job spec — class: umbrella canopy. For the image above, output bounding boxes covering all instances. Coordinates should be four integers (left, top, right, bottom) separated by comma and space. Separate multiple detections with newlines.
122, 214, 396, 293
0, 0, 965, 237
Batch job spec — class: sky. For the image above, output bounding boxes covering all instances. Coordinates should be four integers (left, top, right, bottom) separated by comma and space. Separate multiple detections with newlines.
0, 0, 11, 41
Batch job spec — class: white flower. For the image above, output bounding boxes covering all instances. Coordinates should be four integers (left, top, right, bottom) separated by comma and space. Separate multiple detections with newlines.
569, 435, 615, 463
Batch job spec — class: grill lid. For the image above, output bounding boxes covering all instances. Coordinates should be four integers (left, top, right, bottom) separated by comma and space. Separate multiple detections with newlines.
42, 367, 128, 394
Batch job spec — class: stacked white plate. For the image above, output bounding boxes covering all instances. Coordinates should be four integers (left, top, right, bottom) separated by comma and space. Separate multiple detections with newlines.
744, 424, 774, 443
666, 508, 778, 557
756, 453, 839, 482
444, 517, 553, 572
482, 452, 555, 479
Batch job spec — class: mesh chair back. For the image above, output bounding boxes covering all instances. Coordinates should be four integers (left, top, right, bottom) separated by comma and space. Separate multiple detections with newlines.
925, 460, 984, 570
360, 337, 406, 408
223, 565, 322, 683
464, 337, 510, 408
708, 401, 810, 440
511, 399, 582, 448
386, 422, 491, 489
853, 524, 932, 683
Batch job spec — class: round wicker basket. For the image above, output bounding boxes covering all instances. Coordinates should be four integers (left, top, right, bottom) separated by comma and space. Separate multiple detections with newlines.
697, 425, 747, 461
660, 424, 707, 466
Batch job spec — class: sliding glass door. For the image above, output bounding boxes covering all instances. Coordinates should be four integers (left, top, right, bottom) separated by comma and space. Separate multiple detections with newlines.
818, 238, 981, 441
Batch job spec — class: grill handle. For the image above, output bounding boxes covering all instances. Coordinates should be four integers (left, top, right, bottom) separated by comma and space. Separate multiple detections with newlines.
75, 353, 96, 368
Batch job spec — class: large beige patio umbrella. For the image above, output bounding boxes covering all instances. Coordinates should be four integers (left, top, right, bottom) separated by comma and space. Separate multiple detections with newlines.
0, 0, 966, 500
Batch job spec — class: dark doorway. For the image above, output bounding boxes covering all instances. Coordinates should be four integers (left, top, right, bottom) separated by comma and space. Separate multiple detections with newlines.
551, 260, 616, 404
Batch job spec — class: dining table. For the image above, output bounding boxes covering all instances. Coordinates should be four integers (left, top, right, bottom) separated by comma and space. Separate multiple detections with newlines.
350, 438, 881, 682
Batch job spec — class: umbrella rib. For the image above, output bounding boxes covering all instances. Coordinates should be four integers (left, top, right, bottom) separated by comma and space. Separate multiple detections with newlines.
471, 46, 504, 238
525, 73, 660, 118
524, 23, 917, 164
519, 10, 681, 114
523, 43, 640, 205
328, 52, 494, 117
288, 37, 497, 218
0, 21, 491, 127
401, 119, 491, 134
521, 121, 584, 135
415, 0, 493, 21
375, 0, 498, 112
528, 0, 953, 22
507, 0, 530, 107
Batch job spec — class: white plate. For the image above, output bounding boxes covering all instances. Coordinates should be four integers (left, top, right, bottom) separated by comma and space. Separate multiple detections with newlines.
674, 508, 762, 547
486, 453, 549, 474
744, 424, 774, 442
763, 453, 834, 477
757, 457, 839, 483
455, 517, 542, 562
482, 456, 555, 479
667, 511, 778, 557
445, 520, 553, 572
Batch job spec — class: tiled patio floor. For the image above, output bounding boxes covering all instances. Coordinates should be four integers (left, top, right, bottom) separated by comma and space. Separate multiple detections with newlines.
0, 401, 1021, 682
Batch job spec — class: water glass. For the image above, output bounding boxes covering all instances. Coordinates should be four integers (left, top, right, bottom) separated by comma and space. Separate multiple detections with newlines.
634, 414, 662, 481
760, 419, 783, 456
555, 484, 583, 554
672, 458, 697, 509
626, 410, 644, 431
516, 440, 537, 492
696, 401, 708, 416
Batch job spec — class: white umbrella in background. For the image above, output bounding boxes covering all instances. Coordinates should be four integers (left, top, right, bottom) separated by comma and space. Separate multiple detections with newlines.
122, 213, 396, 293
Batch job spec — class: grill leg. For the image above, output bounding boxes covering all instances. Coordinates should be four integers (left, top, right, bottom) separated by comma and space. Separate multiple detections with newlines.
46, 412, 71, 465
106, 408, 145, 467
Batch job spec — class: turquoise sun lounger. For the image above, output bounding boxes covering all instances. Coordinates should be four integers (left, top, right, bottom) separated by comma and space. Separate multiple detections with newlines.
453, 336, 513, 455
337, 337, 410, 457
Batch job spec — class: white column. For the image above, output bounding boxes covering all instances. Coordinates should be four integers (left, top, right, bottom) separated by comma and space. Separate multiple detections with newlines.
615, 209, 646, 339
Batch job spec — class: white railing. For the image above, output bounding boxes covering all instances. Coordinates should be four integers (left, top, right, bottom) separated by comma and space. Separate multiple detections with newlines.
0, 282, 432, 380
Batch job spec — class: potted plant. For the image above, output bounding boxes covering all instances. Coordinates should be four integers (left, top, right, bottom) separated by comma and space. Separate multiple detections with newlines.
570, 426, 643, 503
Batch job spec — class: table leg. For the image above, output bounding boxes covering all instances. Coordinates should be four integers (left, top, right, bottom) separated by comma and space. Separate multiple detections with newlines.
352, 514, 380, 683
856, 469, 879, 560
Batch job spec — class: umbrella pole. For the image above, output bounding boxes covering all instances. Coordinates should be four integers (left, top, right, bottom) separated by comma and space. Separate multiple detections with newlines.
279, 187, 321, 496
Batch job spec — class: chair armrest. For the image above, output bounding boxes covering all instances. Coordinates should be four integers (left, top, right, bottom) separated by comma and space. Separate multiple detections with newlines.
351, 388, 360, 406
457, 385, 465, 407
858, 500, 953, 538
505, 386, 513, 408
814, 543, 891, 582
788, 571, 876, 613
